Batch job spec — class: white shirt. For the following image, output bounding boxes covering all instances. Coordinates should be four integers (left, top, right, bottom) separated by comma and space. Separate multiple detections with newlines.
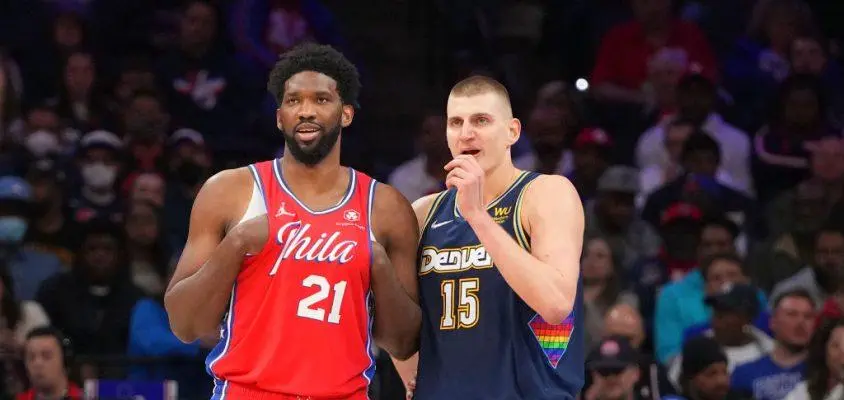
785, 381, 844, 400
636, 113, 753, 196
667, 326, 774, 387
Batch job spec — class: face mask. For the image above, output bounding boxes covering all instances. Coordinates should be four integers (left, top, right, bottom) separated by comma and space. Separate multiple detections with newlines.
81, 163, 118, 188
0, 217, 28, 244
25, 130, 60, 158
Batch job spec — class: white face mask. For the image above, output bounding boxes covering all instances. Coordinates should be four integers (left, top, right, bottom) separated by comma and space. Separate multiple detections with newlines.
25, 130, 60, 158
81, 162, 117, 188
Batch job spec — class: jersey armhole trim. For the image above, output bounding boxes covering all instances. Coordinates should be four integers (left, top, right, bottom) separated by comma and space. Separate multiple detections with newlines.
366, 179, 377, 243
245, 164, 273, 259
419, 191, 448, 242
513, 175, 537, 251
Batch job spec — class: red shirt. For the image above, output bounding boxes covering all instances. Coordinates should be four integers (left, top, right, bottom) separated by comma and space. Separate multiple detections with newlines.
817, 297, 843, 329
16, 383, 82, 400
591, 19, 717, 89
208, 159, 376, 399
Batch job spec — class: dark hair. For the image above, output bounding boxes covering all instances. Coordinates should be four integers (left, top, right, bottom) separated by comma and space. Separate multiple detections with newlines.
772, 73, 827, 125
699, 252, 744, 280
680, 131, 721, 164
676, 74, 716, 96
815, 224, 844, 243
25, 326, 71, 361
267, 43, 361, 107
124, 200, 172, 284
0, 268, 20, 331
74, 218, 128, 274
807, 318, 844, 400
127, 88, 165, 108
772, 288, 816, 309
582, 236, 624, 308
701, 216, 740, 240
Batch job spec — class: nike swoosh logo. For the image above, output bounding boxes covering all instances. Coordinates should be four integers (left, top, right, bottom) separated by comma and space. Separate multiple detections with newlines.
431, 220, 452, 229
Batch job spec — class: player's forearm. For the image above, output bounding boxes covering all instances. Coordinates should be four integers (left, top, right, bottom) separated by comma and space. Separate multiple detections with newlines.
165, 236, 244, 342
372, 268, 421, 360
467, 213, 574, 324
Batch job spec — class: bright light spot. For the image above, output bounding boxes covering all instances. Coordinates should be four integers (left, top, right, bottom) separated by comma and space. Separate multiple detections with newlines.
575, 78, 589, 92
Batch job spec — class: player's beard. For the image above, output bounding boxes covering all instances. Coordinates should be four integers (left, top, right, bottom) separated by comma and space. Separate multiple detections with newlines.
282, 121, 342, 166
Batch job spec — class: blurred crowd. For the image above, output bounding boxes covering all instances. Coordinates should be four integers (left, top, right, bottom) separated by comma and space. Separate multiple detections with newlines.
0, 0, 844, 399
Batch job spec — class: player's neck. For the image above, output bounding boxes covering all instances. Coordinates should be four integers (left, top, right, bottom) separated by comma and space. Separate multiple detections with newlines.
483, 159, 519, 205
280, 149, 345, 190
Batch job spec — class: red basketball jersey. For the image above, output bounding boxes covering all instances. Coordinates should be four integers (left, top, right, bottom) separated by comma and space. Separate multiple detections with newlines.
206, 159, 376, 400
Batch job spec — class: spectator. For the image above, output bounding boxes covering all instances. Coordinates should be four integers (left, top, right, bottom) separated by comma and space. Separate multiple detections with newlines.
590, 0, 716, 107
163, 129, 210, 251
124, 200, 172, 297
121, 90, 171, 175
568, 128, 612, 201
0, 267, 49, 398
752, 74, 837, 201
785, 318, 844, 399
0, 52, 24, 142
788, 33, 844, 128
602, 305, 680, 399
586, 166, 662, 269
129, 172, 165, 208
0, 176, 62, 302
582, 336, 650, 400
722, 0, 817, 131
582, 236, 639, 350
388, 113, 449, 202
652, 228, 742, 364
642, 133, 755, 234
770, 225, 844, 308
677, 336, 752, 399
35, 219, 142, 376
48, 51, 111, 134
23, 159, 76, 268
18, 327, 82, 400
68, 130, 124, 224
667, 282, 773, 385
637, 74, 752, 195
156, 0, 256, 156
731, 289, 816, 400
520, 81, 585, 175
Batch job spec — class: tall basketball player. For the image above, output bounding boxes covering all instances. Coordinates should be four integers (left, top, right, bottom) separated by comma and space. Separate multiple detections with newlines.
164, 43, 421, 399
395, 76, 585, 399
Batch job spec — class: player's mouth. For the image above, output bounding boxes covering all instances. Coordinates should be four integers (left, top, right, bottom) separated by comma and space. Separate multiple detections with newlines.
461, 149, 481, 156
295, 123, 323, 141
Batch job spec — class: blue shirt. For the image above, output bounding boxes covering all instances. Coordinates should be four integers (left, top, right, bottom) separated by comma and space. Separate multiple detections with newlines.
731, 355, 805, 400
8, 248, 62, 301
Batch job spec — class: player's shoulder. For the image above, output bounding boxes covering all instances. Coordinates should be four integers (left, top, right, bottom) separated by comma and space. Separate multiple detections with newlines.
522, 173, 579, 202
192, 166, 255, 217
411, 191, 446, 225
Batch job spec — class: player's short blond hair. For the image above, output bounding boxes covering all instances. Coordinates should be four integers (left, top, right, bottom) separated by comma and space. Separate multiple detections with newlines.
449, 75, 512, 112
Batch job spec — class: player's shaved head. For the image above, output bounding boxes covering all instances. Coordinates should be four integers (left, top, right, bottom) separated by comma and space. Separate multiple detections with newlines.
449, 75, 513, 117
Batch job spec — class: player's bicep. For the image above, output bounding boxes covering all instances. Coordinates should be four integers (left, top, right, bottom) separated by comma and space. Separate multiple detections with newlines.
167, 170, 247, 292
411, 192, 442, 230
374, 184, 421, 301
524, 176, 584, 291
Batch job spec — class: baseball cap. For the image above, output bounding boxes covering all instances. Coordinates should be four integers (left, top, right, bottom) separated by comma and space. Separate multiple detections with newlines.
597, 166, 640, 194
78, 130, 123, 151
704, 282, 760, 318
682, 336, 727, 379
168, 128, 205, 147
660, 202, 703, 226
0, 176, 32, 202
587, 336, 639, 371
574, 127, 612, 149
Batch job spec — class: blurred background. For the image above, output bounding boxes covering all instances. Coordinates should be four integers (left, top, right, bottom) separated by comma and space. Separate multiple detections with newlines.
2, 0, 844, 399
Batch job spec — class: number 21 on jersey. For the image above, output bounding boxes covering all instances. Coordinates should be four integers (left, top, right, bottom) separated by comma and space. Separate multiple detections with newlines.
440, 278, 480, 329
297, 274, 347, 324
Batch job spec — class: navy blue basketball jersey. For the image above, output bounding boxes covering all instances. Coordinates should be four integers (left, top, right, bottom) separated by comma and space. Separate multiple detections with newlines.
414, 171, 584, 400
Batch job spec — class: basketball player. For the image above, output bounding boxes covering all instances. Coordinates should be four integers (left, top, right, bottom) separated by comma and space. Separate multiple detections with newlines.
396, 76, 585, 399
164, 43, 421, 399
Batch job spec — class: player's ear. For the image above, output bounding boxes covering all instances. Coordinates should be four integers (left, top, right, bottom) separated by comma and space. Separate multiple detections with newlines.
506, 118, 521, 147
341, 104, 355, 128
275, 107, 283, 131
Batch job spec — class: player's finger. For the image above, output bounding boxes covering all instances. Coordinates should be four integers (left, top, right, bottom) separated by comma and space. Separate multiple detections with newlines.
445, 175, 467, 189
444, 156, 471, 171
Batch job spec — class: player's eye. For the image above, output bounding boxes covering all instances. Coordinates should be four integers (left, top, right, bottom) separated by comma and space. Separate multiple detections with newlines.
449, 119, 462, 127
317, 98, 329, 104
286, 98, 299, 105
476, 117, 489, 125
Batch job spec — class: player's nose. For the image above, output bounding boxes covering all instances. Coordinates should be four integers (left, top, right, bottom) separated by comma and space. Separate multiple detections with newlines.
296, 99, 318, 119
458, 124, 476, 141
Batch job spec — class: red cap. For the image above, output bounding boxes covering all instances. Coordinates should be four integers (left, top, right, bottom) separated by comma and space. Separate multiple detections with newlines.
660, 202, 703, 225
574, 127, 612, 149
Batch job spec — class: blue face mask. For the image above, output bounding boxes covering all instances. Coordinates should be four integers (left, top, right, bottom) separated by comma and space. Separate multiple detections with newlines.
0, 217, 28, 244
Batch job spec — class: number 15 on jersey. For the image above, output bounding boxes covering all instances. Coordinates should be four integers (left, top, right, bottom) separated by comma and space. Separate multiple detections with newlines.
440, 278, 480, 330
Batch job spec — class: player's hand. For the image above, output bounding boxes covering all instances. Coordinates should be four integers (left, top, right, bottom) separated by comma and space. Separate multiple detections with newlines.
444, 155, 485, 221
228, 214, 269, 255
